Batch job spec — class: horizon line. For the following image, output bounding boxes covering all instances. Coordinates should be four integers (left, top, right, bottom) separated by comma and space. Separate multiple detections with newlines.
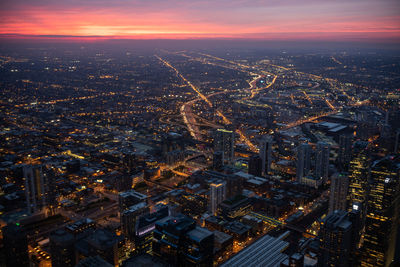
1, 32, 400, 44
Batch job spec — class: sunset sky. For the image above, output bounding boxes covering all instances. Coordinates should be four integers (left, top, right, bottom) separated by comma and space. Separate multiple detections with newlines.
1, 0, 399, 41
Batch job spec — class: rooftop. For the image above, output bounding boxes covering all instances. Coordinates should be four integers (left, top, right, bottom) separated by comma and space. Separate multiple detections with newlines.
186, 226, 213, 242
76, 256, 112, 267
221, 231, 290, 267
213, 230, 233, 243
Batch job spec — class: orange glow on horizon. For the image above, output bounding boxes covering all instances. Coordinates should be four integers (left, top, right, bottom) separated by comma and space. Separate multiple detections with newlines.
0, 1, 399, 41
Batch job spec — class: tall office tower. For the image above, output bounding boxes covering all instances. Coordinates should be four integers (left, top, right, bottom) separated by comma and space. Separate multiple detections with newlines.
361, 156, 400, 267
213, 151, 224, 171
23, 164, 51, 214
2, 223, 30, 266
387, 109, 400, 130
44, 166, 57, 215
153, 215, 214, 266
118, 190, 147, 212
318, 210, 352, 267
248, 154, 262, 177
50, 229, 76, 267
394, 128, 400, 153
214, 129, 235, 164
338, 134, 353, 170
121, 202, 149, 241
296, 143, 311, 182
346, 141, 370, 210
348, 202, 363, 264
210, 181, 226, 215
75, 229, 120, 266
134, 204, 169, 254
123, 152, 137, 174
329, 173, 349, 213
259, 136, 273, 175
225, 174, 243, 198
315, 141, 330, 183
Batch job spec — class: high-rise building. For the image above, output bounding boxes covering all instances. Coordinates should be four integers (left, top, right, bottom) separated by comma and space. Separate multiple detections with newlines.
394, 128, 400, 153
123, 152, 137, 174
201, 171, 242, 198
24, 164, 52, 214
348, 202, 363, 264
152, 215, 214, 266
224, 174, 243, 199
121, 202, 149, 241
213, 151, 224, 171
296, 143, 311, 182
338, 134, 353, 170
315, 141, 330, 183
259, 136, 273, 175
318, 210, 352, 267
248, 154, 262, 177
2, 223, 30, 267
346, 141, 370, 210
361, 156, 400, 267
75, 229, 120, 266
162, 133, 185, 156
118, 190, 147, 212
210, 181, 226, 215
329, 173, 349, 213
50, 229, 76, 267
44, 166, 57, 214
214, 129, 234, 164
134, 204, 169, 254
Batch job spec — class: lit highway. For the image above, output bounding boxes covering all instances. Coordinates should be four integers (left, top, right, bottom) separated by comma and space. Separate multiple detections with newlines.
156, 50, 372, 152
156, 54, 259, 152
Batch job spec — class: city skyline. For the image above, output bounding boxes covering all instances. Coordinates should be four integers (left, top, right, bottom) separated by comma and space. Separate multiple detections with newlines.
0, 1, 399, 266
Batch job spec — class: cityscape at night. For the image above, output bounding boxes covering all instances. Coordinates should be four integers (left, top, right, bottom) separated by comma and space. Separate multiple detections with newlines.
0, 0, 399, 267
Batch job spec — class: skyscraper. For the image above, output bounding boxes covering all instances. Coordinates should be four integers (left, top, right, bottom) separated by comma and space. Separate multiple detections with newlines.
248, 154, 262, 177
152, 215, 214, 266
23, 164, 50, 214
210, 181, 226, 215
318, 210, 352, 267
214, 129, 234, 164
213, 151, 224, 171
348, 202, 363, 264
296, 143, 311, 182
259, 136, 273, 176
338, 134, 353, 170
75, 229, 120, 266
2, 223, 30, 267
118, 189, 147, 212
329, 173, 349, 213
134, 204, 169, 254
121, 201, 149, 241
346, 141, 370, 210
394, 128, 400, 153
315, 141, 330, 183
361, 155, 400, 267
50, 229, 76, 267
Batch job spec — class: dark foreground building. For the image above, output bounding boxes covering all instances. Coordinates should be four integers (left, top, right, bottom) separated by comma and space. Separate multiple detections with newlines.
152, 214, 214, 267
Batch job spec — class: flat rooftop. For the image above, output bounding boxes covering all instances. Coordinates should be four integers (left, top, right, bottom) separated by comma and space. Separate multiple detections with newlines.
186, 226, 213, 242
221, 231, 290, 267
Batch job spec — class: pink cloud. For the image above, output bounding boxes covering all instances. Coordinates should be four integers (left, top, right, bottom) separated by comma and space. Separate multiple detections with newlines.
0, 0, 399, 40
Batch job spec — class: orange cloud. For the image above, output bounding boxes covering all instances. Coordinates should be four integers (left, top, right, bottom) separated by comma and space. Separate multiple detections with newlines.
0, 0, 399, 41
